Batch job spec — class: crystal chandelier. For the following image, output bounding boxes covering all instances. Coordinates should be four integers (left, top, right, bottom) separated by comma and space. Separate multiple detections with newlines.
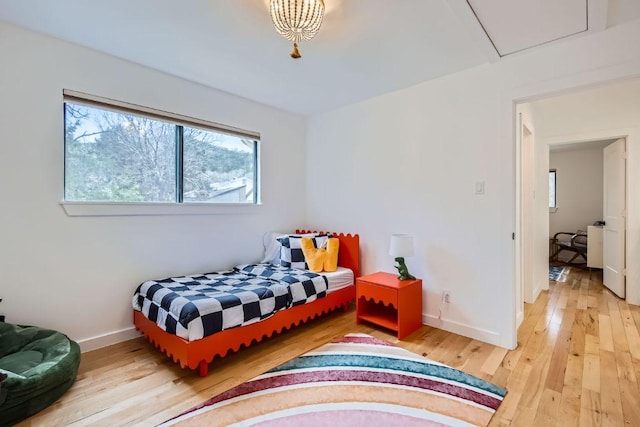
270, 0, 325, 59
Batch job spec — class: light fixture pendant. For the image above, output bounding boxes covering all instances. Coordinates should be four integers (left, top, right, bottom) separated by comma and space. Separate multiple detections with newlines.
270, 0, 325, 59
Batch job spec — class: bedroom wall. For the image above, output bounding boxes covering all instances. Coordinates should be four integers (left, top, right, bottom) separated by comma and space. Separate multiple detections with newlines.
0, 21, 307, 350
549, 147, 604, 239
305, 19, 640, 348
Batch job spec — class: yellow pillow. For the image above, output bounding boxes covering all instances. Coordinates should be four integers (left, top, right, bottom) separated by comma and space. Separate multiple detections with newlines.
300, 237, 339, 273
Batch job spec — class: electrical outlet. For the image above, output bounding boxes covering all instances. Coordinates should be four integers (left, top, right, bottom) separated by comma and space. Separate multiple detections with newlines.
442, 289, 451, 304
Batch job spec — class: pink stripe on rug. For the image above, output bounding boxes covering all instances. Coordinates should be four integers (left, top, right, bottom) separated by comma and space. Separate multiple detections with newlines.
160, 334, 506, 426
252, 409, 450, 427
196, 369, 501, 411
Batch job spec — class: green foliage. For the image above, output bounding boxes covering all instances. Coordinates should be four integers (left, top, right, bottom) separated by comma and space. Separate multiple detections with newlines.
64, 103, 255, 203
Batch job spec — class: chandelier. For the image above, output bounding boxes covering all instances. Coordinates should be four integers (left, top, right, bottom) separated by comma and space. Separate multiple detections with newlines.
270, 0, 325, 59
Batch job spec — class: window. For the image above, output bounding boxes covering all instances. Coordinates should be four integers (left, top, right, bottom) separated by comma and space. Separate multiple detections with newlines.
64, 91, 258, 205
549, 169, 557, 211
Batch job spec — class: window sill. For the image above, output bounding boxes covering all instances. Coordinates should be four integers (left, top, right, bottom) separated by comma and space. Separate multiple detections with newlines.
549, 207, 558, 213
61, 201, 262, 217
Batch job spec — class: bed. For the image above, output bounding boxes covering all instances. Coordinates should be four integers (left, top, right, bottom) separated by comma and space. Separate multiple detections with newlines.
132, 230, 359, 376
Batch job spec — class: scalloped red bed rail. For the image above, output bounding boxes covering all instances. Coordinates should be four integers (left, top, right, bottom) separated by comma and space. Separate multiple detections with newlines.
134, 230, 360, 376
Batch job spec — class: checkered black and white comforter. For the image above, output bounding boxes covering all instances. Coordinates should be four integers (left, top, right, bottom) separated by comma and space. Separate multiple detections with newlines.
133, 264, 328, 341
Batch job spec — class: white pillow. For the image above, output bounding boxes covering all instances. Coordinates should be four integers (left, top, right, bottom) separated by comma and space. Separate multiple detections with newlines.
261, 231, 286, 264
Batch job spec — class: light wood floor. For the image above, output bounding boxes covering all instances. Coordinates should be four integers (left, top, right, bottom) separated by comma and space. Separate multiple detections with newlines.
16, 267, 640, 426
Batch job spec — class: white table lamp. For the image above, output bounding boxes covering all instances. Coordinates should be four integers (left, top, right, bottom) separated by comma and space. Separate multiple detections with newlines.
389, 234, 416, 280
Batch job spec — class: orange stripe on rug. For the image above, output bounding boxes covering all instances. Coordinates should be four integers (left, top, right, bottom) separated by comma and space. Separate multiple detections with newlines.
165, 383, 495, 426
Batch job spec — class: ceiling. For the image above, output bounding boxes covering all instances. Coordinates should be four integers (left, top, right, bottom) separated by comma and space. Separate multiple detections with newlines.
468, 0, 588, 56
0, 0, 638, 115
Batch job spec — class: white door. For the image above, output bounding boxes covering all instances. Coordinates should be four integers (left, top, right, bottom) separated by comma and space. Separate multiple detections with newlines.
603, 138, 626, 298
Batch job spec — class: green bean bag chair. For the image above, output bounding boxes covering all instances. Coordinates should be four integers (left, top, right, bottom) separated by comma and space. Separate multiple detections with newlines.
0, 323, 80, 426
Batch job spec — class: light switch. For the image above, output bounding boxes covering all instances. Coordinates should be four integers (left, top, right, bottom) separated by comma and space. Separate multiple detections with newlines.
475, 181, 485, 195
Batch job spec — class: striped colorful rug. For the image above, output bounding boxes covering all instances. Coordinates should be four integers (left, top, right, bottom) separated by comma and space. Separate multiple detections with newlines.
160, 333, 506, 426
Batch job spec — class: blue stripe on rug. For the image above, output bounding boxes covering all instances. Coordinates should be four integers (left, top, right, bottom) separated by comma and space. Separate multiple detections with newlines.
268, 354, 506, 397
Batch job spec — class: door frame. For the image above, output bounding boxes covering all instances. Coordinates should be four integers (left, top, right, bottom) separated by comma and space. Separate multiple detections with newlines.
521, 123, 536, 305
504, 67, 640, 350
516, 128, 630, 304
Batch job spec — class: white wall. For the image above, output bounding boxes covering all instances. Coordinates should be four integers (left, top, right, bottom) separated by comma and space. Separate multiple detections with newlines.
549, 147, 604, 238
306, 19, 640, 348
3, 18, 640, 354
0, 21, 307, 350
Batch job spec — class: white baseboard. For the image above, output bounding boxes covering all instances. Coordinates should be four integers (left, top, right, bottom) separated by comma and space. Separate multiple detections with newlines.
423, 314, 502, 347
77, 326, 140, 352
77, 318, 502, 353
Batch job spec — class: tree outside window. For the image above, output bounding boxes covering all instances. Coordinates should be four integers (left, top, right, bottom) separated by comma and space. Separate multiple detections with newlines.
64, 101, 258, 204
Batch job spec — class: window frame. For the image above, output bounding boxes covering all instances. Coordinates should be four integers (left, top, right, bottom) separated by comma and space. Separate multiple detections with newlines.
549, 169, 558, 213
61, 90, 261, 216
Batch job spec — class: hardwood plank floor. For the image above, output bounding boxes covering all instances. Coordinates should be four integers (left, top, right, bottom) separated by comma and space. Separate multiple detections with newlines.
15, 267, 640, 426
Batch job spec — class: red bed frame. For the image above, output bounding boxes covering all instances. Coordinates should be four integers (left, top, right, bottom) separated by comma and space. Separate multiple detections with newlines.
133, 230, 359, 376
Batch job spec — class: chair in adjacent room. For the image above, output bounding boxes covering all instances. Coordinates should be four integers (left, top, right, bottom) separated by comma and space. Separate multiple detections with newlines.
549, 230, 588, 267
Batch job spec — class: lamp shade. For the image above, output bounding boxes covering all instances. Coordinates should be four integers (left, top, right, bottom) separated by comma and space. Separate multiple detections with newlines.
270, 0, 325, 44
389, 234, 414, 258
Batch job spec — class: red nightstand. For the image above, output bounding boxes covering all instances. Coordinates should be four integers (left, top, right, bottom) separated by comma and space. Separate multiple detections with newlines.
356, 272, 423, 339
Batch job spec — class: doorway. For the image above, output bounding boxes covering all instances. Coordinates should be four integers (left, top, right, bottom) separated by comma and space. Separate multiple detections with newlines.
547, 138, 626, 297
515, 78, 639, 320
